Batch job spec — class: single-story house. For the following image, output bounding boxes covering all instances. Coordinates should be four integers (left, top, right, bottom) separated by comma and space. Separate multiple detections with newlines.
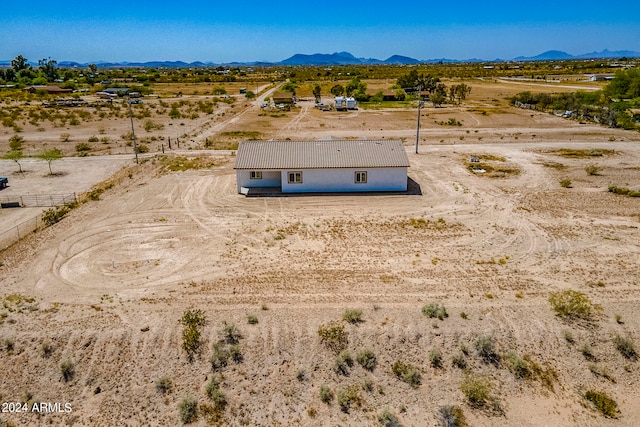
234, 139, 410, 194
271, 92, 295, 105
24, 85, 72, 94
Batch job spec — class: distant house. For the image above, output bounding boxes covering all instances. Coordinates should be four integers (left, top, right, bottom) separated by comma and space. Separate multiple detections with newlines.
588, 74, 614, 81
24, 85, 72, 94
234, 139, 410, 195
271, 92, 295, 105
104, 87, 130, 97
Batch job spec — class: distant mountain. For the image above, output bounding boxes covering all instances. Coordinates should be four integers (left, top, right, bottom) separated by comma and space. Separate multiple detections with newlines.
4, 49, 640, 69
514, 49, 640, 61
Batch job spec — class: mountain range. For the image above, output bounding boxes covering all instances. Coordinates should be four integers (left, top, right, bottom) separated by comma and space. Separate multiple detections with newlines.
2, 49, 638, 69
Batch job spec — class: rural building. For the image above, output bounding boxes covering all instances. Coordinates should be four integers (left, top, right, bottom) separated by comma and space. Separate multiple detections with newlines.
234, 139, 410, 195
271, 92, 295, 105
335, 96, 356, 110
24, 85, 72, 94
104, 87, 130, 96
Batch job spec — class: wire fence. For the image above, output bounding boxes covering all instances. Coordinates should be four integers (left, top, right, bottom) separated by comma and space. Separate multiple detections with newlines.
0, 193, 76, 251
0, 193, 76, 208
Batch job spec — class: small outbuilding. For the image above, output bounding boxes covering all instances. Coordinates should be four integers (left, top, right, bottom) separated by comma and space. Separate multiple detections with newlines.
234, 139, 410, 195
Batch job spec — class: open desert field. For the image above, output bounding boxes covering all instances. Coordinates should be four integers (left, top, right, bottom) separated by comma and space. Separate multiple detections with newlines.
1, 77, 639, 426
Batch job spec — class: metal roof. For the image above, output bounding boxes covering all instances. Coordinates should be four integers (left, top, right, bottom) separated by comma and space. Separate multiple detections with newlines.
234, 140, 410, 170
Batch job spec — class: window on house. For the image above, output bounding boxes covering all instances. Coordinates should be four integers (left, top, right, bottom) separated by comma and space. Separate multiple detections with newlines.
250, 171, 262, 179
355, 171, 367, 183
288, 171, 302, 184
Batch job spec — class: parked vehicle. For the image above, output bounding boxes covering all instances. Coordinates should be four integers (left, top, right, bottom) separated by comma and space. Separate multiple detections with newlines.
0, 177, 8, 189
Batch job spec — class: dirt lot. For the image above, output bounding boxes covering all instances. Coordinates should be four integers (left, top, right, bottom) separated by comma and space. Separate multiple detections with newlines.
0, 79, 639, 426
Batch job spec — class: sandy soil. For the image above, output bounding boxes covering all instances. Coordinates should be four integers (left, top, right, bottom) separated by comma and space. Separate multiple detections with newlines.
0, 80, 639, 426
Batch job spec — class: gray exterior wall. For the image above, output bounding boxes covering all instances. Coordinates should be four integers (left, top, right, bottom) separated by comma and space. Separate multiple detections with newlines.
236, 170, 281, 191
280, 167, 407, 193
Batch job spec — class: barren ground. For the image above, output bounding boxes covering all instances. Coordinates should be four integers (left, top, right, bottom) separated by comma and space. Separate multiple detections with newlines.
0, 79, 639, 426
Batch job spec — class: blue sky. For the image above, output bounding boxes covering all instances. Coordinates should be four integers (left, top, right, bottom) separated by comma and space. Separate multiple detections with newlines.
2, 1, 639, 63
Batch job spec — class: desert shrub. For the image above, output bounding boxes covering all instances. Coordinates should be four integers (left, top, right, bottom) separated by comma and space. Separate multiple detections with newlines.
334, 349, 354, 376
452, 353, 467, 369
581, 343, 597, 361
460, 374, 501, 413
296, 369, 306, 382
135, 143, 149, 154
60, 133, 71, 142
392, 360, 421, 388
221, 322, 241, 344
41, 341, 54, 358
337, 384, 361, 413
613, 335, 638, 360
422, 303, 448, 320
9, 134, 24, 150
438, 405, 468, 427
75, 142, 91, 154
585, 164, 601, 175
318, 320, 347, 352
178, 396, 198, 424
156, 376, 173, 394
560, 178, 572, 188
378, 408, 400, 427
475, 336, 499, 365
343, 308, 364, 324
549, 289, 594, 320
60, 360, 75, 382
180, 308, 206, 362
228, 344, 243, 363
589, 364, 616, 383
362, 377, 374, 392
88, 135, 99, 142
429, 348, 444, 369
319, 385, 334, 404
210, 343, 230, 371
205, 377, 227, 410
356, 349, 377, 371
563, 330, 575, 344
247, 315, 258, 325
505, 351, 530, 379
584, 389, 618, 418
42, 204, 72, 226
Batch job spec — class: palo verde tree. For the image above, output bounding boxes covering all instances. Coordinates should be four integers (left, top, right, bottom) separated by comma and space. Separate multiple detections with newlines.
330, 84, 345, 96
397, 69, 440, 94
313, 84, 322, 103
3, 150, 25, 173
37, 148, 63, 175
11, 55, 29, 73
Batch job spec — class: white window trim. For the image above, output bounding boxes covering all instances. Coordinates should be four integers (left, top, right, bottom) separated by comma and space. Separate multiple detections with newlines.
355, 171, 367, 183
287, 171, 303, 184
250, 171, 262, 180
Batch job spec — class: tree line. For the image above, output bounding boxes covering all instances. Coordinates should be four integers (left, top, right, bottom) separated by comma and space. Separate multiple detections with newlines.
511, 69, 640, 129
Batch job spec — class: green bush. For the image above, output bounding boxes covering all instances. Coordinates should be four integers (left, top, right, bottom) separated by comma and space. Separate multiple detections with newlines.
337, 384, 361, 413
180, 308, 206, 362
156, 376, 173, 394
221, 322, 241, 344
560, 178, 572, 188
334, 349, 354, 376
229, 344, 243, 363
452, 353, 467, 369
319, 385, 334, 404
438, 405, 468, 427
343, 308, 364, 324
75, 142, 91, 153
60, 360, 75, 382
475, 336, 499, 365
205, 378, 227, 411
422, 303, 448, 320
42, 204, 72, 226
210, 343, 230, 371
392, 360, 421, 388
318, 320, 347, 352
429, 348, 443, 369
378, 408, 400, 427
548, 289, 594, 320
247, 315, 258, 325
584, 164, 601, 175
460, 374, 501, 413
178, 396, 198, 424
505, 351, 530, 379
356, 349, 377, 371
584, 389, 618, 418
614, 335, 638, 360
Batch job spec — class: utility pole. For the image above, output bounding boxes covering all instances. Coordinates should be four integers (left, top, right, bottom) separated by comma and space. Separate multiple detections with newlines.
415, 85, 424, 154
126, 96, 139, 164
